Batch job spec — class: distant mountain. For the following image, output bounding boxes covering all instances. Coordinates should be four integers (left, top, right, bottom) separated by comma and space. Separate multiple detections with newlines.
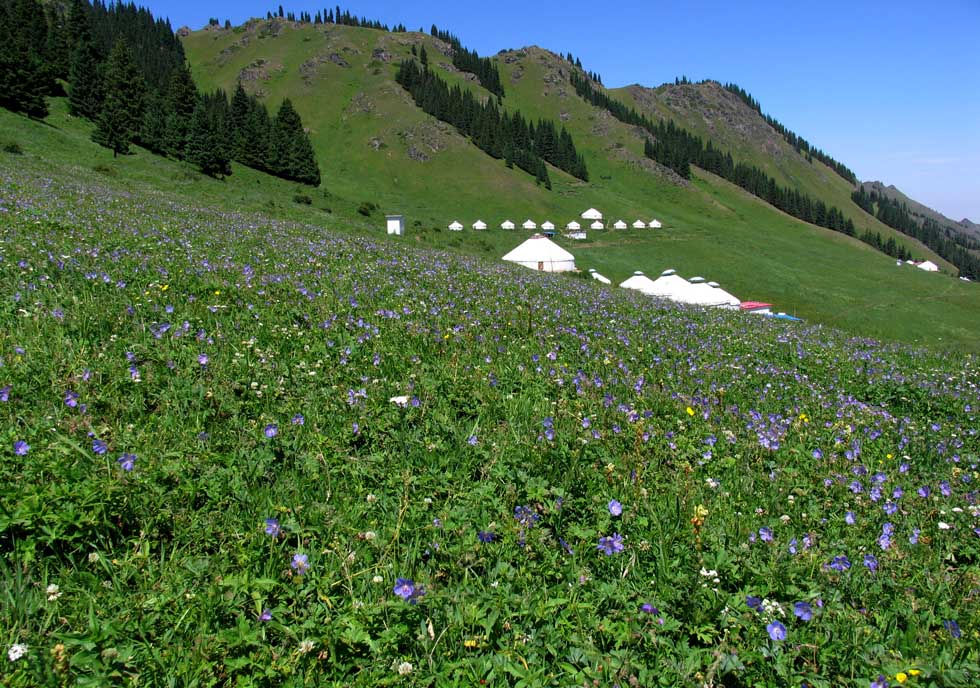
861, 181, 980, 241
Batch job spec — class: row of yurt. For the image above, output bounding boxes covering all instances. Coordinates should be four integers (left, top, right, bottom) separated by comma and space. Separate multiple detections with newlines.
620, 269, 740, 308
446, 209, 663, 233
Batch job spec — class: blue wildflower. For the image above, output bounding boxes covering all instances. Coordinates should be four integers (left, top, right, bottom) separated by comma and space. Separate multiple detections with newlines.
608, 499, 623, 517
13, 440, 29, 456
291, 553, 309, 575
794, 602, 813, 621
597, 533, 624, 555
117, 453, 136, 471
766, 621, 787, 641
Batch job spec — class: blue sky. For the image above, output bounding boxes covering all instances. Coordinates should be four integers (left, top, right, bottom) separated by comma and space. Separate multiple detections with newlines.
153, 0, 980, 221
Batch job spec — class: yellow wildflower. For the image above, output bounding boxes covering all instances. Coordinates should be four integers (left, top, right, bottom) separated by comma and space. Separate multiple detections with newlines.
686, 406, 695, 416
895, 673, 907, 683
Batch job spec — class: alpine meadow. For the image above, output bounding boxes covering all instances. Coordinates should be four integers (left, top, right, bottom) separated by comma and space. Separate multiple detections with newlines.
1, 1, 979, 687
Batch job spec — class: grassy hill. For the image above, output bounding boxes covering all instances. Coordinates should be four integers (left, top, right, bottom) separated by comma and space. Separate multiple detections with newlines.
177, 20, 978, 350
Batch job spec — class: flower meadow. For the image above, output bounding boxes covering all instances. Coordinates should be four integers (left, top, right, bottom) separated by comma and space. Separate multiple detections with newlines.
1, 163, 979, 687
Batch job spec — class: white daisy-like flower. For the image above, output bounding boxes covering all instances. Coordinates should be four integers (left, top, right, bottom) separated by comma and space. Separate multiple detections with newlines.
8, 643, 28, 661
46, 583, 62, 601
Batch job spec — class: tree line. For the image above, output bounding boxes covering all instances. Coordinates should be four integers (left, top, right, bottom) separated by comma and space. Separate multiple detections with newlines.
429, 25, 504, 98
569, 69, 862, 237
1, 0, 319, 185
396, 58, 588, 188
722, 83, 857, 184
852, 188, 980, 278
263, 4, 407, 31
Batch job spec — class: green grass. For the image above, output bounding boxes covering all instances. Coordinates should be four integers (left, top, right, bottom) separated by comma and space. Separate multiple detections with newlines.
1, 135, 978, 686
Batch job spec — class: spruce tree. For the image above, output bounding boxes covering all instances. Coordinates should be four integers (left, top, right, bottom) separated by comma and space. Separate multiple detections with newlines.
162, 63, 198, 159
66, 0, 103, 120
0, 0, 50, 117
271, 98, 320, 186
92, 39, 145, 156
187, 98, 231, 177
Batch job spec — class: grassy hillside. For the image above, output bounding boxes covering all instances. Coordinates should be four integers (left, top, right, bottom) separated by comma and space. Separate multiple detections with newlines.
2, 128, 979, 686
2, 88, 978, 350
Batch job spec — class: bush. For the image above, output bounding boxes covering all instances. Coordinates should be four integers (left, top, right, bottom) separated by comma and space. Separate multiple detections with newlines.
357, 201, 378, 217
93, 164, 118, 177
293, 193, 312, 205
2, 141, 24, 155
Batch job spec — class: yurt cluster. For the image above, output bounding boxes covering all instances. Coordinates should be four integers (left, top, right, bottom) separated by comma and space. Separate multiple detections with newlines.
447, 208, 662, 240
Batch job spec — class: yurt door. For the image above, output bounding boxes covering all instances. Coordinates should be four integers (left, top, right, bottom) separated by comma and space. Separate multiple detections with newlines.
537, 261, 544, 270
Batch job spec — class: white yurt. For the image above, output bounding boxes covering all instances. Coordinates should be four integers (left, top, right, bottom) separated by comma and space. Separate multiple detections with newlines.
916, 260, 939, 272
581, 208, 603, 220
448, 220, 464, 231
682, 277, 733, 306
502, 234, 576, 272
541, 221, 556, 231
707, 281, 741, 308
613, 220, 628, 230
472, 220, 487, 230
589, 268, 611, 284
648, 219, 663, 229
501, 220, 516, 230
620, 271, 658, 292
590, 220, 604, 230
566, 220, 581, 230
522, 219, 537, 230
632, 219, 647, 229
645, 269, 697, 302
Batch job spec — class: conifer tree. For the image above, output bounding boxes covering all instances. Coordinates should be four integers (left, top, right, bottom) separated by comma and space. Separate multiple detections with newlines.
92, 39, 145, 156
270, 98, 320, 186
162, 62, 198, 159
0, 0, 51, 117
187, 97, 231, 177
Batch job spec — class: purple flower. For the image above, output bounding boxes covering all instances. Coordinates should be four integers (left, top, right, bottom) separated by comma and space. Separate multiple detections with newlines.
291, 553, 309, 575
466, 434, 478, 446
0, 385, 10, 402
640, 603, 659, 615
64, 390, 79, 408
746, 596, 763, 611
608, 499, 623, 517
514, 505, 539, 528
291, 413, 304, 425
198, 353, 209, 366
597, 533, 625, 556
828, 555, 851, 572
264, 518, 281, 537
264, 424, 278, 438
13, 440, 29, 456
259, 609, 272, 622
943, 620, 961, 639
477, 530, 494, 543
871, 675, 889, 688
117, 453, 136, 471
759, 527, 773, 542
845, 511, 856, 525
812, 448, 823, 459
918, 485, 931, 498
92, 439, 107, 455
794, 602, 813, 621
393, 577, 424, 603
909, 528, 921, 544
766, 621, 787, 641
864, 554, 878, 573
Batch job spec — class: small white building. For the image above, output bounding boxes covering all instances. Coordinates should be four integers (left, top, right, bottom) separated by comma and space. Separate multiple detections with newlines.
632, 219, 647, 229
566, 220, 581, 230
613, 220, 628, 230
566, 230, 587, 240
522, 219, 537, 230
916, 260, 939, 272
590, 220, 604, 230
541, 221, 556, 231
648, 219, 663, 229
472, 220, 487, 230
581, 208, 603, 221
589, 268, 611, 284
502, 234, 576, 272
501, 220, 516, 230
385, 215, 404, 236
448, 220, 464, 231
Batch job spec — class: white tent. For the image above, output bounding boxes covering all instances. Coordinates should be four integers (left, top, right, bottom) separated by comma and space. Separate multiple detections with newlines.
472, 220, 487, 230
590, 220, 604, 230
522, 219, 537, 230
632, 219, 647, 229
448, 220, 464, 231
541, 221, 556, 231
581, 208, 603, 220
613, 220, 628, 230
916, 260, 939, 272
385, 215, 404, 236
620, 270, 658, 292
682, 277, 734, 306
707, 281, 741, 307
566, 220, 581, 230
589, 268, 611, 284
648, 220, 663, 229
566, 230, 587, 240
502, 234, 576, 272
645, 269, 697, 302
501, 220, 515, 230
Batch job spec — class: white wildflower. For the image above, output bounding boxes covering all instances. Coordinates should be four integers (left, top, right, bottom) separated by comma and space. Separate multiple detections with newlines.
397, 661, 413, 675
372, 575, 384, 584
938, 522, 952, 530
46, 583, 62, 601
705, 478, 720, 489
389, 395, 409, 407
362, 531, 376, 541
7, 643, 28, 662
298, 640, 315, 654
762, 599, 784, 617
88, 551, 100, 563
780, 514, 791, 524
366, 494, 377, 504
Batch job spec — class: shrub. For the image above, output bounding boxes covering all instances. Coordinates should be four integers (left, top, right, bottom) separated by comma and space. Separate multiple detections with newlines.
293, 193, 312, 205
3, 141, 24, 155
93, 164, 118, 177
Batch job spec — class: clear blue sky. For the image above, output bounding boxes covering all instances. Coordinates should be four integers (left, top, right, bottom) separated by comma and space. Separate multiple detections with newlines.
152, 0, 980, 221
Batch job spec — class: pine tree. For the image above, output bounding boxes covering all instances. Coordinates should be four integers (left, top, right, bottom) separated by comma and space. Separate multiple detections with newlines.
270, 98, 320, 186
162, 62, 198, 158
92, 39, 145, 156
0, 0, 51, 117
187, 97, 231, 177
